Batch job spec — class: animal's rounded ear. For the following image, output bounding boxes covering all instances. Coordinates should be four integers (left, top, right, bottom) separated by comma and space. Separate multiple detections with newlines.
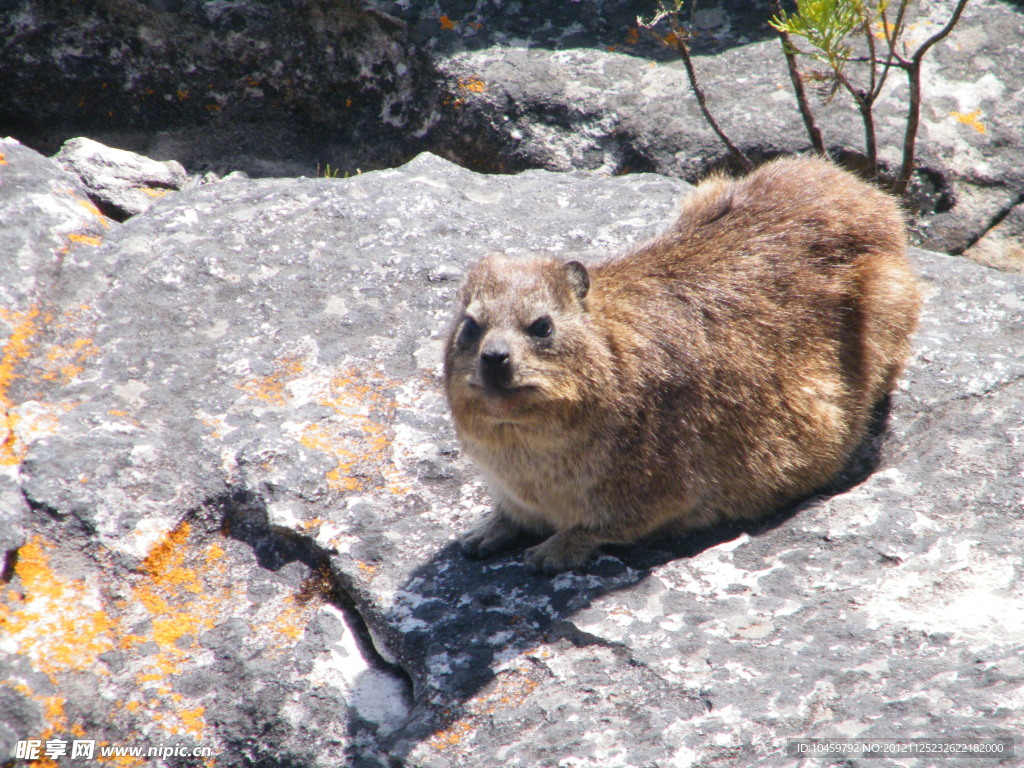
564, 260, 589, 301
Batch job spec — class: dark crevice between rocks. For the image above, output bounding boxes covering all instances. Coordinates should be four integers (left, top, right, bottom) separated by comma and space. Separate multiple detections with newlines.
20, 487, 100, 538
959, 190, 1024, 255
1, 548, 18, 583
216, 487, 416, 702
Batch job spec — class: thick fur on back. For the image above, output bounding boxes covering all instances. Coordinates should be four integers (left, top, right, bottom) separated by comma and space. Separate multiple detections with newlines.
444, 156, 920, 564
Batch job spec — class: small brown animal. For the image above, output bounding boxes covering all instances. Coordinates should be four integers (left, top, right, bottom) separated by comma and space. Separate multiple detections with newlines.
443, 156, 920, 574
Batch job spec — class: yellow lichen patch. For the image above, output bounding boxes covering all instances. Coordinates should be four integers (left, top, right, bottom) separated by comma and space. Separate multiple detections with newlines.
0, 152, 7, 165
269, 596, 309, 643
0, 306, 40, 463
308, 369, 409, 495
951, 108, 986, 134
75, 198, 111, 228
0, 305, 95, 464
40, 336, 100, 383
430, 718, 474, 750
140, 187, 168, 198
237, 354, 305, 405
429, 668, 540, 753
179, 705, 206, 740
204, 541, 225, 566
2, 520, 324, 749
873, 18, 897, 40
356, 560, 380, 580
458, 77, 486, 93
236, 353, 411, 496
68, 232, 103, 247
300, 423, 362, 491
0, 537, 116, 678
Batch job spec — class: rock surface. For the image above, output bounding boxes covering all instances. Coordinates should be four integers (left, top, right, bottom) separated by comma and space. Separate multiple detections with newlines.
2, 142, 1022, 766
54, 137, 189, 220
0, 0, 424, 176
424, 0, 1024, 258
965, 199, 1024, 272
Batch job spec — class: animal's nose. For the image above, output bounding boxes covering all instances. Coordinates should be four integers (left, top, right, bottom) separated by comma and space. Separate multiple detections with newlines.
479, 341, 513, 388
481, 349, 509, 369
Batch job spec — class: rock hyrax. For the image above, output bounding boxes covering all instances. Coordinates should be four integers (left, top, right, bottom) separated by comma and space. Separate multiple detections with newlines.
443, 156, 920, 574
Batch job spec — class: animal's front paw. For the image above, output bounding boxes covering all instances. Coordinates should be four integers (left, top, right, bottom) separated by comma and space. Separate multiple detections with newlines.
523, 533, 596, 575
459, 511, 524, 560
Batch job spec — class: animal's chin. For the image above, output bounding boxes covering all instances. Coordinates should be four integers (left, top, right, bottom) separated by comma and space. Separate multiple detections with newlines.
467, 382, 542, 420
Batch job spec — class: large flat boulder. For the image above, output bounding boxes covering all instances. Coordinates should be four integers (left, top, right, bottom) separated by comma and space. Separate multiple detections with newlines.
1, 144, 1021, 766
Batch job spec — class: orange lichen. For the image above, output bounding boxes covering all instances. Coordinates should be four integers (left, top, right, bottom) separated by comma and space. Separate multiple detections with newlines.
68, 233, 103, 246
625, 26, 640, 45
204, 541, 225, 565
429, 669, 540, 753
311, 370, 409, 495
179, 706, 206, 739
237, 354, 305, 405
356, 560, 380, 579
270, 598, 309, 642
0, 309, 39, 393
430, 719, 474, 750
1, 305, 95, 463
0, 305, 40, 463
0, 537, 116, 678
76, 198, 111, 227
2, 517, 325, 750
439, 14, 457, 30
40, 336, 99, 383
140, 187, 167, 198
873, 18, 897, 40
236, 354, 410, 495
0, 152, 7, 165
951, 108, 986, 134
458, 77, 486, 93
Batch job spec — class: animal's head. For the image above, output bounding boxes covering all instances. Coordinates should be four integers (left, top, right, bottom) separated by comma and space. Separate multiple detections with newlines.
443, 255, 601, 435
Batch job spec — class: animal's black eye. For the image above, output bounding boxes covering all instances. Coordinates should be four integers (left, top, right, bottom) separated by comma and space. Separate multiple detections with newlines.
459, 316, 482, 345
526, 316, 553, 339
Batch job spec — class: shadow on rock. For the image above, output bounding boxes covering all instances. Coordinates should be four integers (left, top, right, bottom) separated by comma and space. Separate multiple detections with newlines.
381, 394, 894, 761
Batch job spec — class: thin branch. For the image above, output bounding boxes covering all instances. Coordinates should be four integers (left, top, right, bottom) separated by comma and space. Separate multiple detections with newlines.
638, 11, 753, 171
834, 66, 878, 179
768, 0, 826, 156
911, 0, 970, 65
672, 37, 754, 171
864, 11, 878, 98
894, 0, 970, 196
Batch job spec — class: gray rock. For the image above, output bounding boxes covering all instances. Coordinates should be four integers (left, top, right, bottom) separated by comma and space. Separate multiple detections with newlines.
2, 0, 1022, 262
54, 137, 188, 220
424, 0, 1024, 260
964, 200, 1024, 272
0, 0, 423, 176
1, 146, 1022, 767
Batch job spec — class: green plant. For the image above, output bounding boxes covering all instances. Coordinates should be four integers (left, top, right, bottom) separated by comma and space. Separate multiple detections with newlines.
641, 0, 970, 197
770, 0, 970, 194
315, 163, 363, 179
317, 163, 342, 178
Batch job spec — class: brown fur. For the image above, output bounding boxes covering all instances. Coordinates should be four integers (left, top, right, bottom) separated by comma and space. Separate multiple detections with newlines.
443, 156, 921, 574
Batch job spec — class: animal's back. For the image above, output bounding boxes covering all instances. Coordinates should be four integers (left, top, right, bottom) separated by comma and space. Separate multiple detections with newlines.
585, 156, 920, 522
